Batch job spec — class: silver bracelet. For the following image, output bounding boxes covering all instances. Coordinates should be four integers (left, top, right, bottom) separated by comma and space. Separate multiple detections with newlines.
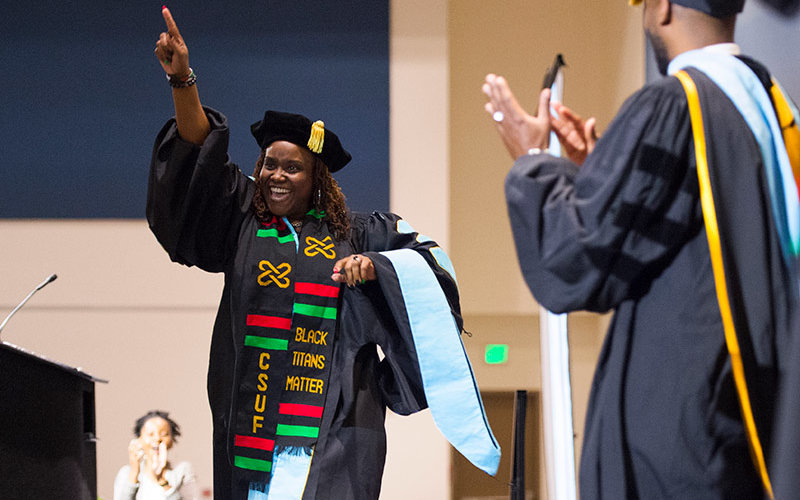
527, 147, 549, 155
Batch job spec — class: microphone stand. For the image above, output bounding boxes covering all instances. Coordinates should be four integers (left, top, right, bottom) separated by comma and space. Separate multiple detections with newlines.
0, 274, 58, 339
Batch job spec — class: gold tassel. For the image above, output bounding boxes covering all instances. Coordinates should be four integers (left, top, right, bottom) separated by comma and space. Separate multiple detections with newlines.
307, 120, 325, 153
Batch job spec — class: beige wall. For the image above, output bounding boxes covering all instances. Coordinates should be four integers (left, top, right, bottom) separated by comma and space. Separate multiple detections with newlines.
0, 2, 643, 499
448, 0, 644, 315
446, 0, 642, 498
0, 220, 221, 499
384, 1, 452, 498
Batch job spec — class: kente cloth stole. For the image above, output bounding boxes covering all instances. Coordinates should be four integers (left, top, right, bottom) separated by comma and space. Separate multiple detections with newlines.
231, 212, 345, 483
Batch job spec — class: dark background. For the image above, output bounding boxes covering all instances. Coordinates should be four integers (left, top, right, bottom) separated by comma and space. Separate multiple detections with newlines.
0, 1, 389, 218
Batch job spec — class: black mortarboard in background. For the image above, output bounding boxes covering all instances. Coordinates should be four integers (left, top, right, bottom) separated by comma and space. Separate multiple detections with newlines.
250, 111, 352, 172
629, 0, 745, 18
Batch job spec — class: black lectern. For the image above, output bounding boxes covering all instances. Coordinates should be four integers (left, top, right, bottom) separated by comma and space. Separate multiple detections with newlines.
0, 341, 106, 500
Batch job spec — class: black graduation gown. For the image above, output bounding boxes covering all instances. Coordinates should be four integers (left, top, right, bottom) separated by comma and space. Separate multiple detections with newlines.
505, 59, 797, 499
146, 108, 494, 500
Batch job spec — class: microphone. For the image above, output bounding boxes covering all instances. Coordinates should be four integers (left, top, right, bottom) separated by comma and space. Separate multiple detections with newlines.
0, 274, 58, 337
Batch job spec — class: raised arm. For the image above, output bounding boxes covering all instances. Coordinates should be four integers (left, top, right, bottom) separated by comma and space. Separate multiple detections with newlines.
154, 6, 210, 144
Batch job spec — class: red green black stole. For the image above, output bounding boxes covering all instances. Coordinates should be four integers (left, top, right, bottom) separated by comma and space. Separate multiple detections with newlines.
231, 211, 345, 483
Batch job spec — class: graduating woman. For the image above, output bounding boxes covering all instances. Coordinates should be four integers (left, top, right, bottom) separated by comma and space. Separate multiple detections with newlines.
149, 7, 499, 500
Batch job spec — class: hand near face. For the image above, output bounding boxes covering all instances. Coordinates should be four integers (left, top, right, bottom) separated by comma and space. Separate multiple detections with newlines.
126, 438, 145, 484
134, 437, 169, 483
154, 6, 190, 78
331, 254, 376, 287
127, 438, 144, 468
136, 416, 173, 482
152, 441, 169, 476
550, 101, 598, 165
482, 74, 551, 160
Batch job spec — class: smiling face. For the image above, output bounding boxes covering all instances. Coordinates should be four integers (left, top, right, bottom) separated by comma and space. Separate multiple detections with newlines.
258, 140, 315, 220
139, 416, 173, 451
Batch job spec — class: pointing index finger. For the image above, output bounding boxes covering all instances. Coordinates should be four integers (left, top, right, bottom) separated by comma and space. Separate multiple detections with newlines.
162, 6, 182, 40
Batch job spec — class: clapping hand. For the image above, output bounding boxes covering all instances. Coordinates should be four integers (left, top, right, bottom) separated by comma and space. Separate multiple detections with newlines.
483, 73, 598, 165
550, 101, 598, 165
482, 74, 551, 160
151, 440, 168, 476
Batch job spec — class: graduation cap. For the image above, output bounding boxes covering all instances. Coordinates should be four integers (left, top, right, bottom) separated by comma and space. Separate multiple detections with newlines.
250, 111, 352, 172
628, 0, 745, 18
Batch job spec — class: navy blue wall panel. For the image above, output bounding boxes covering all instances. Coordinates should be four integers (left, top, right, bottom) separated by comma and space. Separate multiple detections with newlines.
0, 1, 389, 218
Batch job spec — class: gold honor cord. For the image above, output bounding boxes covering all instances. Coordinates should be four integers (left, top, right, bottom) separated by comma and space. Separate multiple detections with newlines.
675, 70, 774, 499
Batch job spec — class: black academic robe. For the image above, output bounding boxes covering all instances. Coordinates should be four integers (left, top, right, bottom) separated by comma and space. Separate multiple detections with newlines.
505, 58, 797, 499
146, 108, 468, 500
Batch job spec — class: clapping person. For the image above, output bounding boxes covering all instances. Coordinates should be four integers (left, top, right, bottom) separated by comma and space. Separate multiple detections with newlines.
114, 410, 198, 500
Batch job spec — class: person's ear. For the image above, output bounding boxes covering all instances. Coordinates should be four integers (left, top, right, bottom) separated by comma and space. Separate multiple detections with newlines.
657, 0, 672, 26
